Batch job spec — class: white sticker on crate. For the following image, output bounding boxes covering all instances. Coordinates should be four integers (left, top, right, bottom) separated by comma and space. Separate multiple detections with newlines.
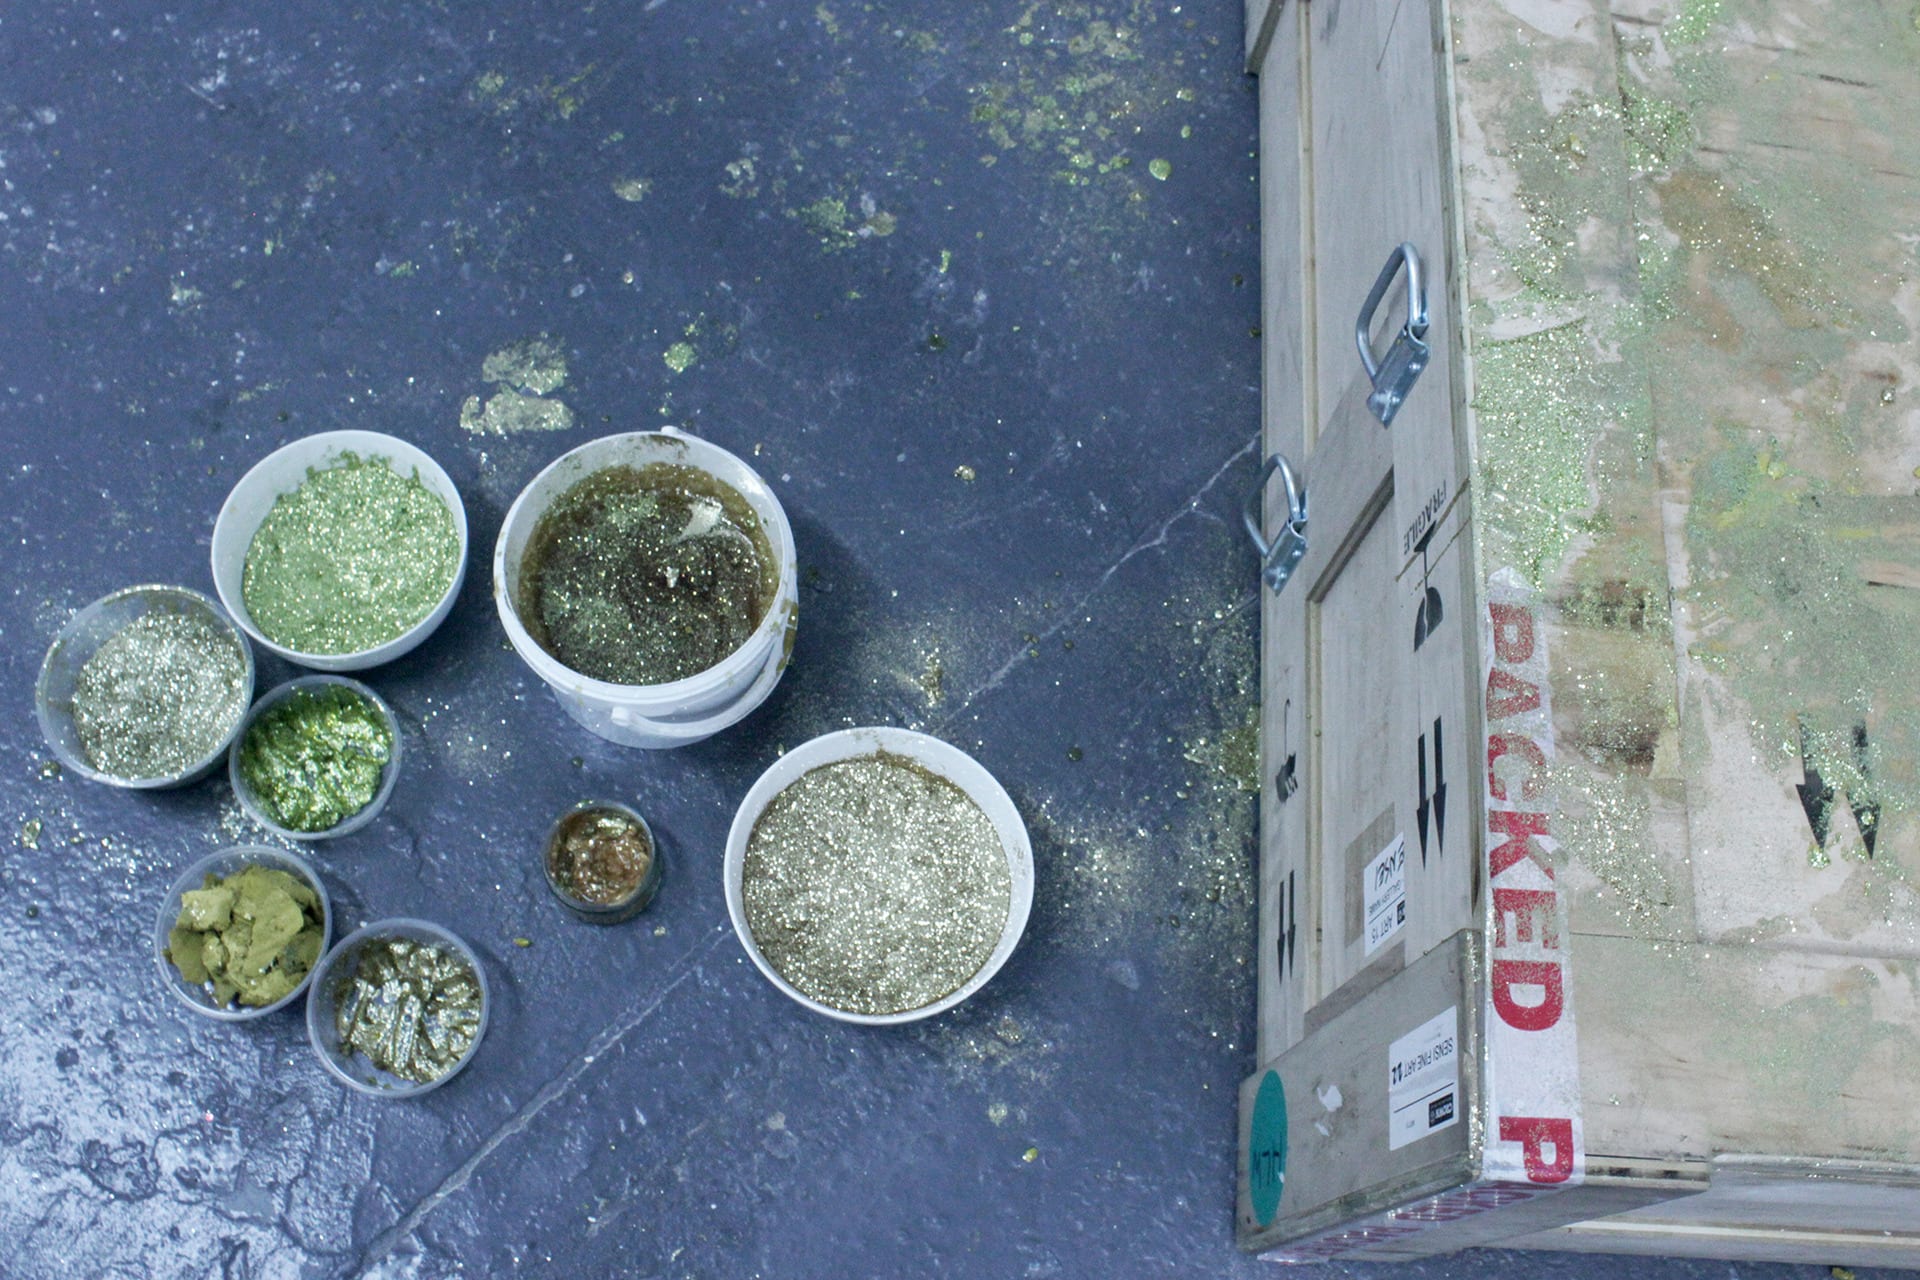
1363, 833, 1408, 955
1388, 1006, 1459, 1151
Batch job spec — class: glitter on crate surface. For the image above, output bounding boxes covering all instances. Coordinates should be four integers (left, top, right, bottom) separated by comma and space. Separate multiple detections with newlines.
335, 938, 483, 1084
71, 609, 249, 780
742, 753, 1011, 1016
242, 453, 459, 655
520, 463, 775, 685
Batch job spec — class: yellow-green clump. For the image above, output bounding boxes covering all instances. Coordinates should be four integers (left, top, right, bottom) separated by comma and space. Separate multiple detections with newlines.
166, 865, 326, 1008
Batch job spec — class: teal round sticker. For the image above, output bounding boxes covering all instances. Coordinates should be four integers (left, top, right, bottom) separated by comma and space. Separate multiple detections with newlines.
1248, 1069, 1288, 1226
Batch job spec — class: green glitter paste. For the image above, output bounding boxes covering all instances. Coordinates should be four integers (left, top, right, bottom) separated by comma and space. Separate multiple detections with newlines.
238, 685, 393, 833
242, 453, 459, 655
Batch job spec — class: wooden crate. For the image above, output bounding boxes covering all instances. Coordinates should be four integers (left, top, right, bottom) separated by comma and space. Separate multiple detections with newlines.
1236, 0, 1920, 1266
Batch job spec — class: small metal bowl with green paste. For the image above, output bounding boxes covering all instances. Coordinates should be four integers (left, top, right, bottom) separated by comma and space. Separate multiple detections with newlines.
230, 675, 401, 840
154, 846, 332, 1022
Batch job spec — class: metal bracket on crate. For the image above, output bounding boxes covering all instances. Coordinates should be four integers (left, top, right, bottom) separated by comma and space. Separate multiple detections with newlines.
1244, 452, 1309, 596
1357, 241, 1430, 427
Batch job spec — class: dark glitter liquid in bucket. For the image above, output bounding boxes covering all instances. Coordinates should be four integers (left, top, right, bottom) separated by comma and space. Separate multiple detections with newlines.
518, 463, 777, 686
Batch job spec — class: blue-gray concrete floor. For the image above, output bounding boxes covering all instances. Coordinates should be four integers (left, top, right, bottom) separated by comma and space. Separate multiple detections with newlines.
0, 2, 1870, 1277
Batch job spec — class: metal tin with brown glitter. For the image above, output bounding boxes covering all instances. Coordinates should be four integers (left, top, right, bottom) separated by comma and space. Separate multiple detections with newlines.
543, 801, 662, 923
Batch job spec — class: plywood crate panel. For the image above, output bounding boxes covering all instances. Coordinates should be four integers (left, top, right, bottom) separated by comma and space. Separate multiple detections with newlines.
1238, 0, 1920, 1265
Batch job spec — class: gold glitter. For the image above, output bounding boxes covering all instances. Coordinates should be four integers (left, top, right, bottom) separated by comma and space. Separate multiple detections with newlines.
481, 336, 568, 395
70, 609, 249, 780
19, 818, 41, 849
334, 938, 483, 1084
546, 805, 658, 916
463, 337, 574, 434
743, 753, 1011, 1016
459, 389, 576, 435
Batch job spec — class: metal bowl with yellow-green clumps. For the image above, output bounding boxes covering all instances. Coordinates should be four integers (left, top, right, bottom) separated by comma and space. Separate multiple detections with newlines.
229, 676, 401, 841
155, 846, 332, 1022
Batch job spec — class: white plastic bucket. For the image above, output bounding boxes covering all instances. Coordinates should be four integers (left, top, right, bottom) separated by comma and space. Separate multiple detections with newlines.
493, 430, 798, 748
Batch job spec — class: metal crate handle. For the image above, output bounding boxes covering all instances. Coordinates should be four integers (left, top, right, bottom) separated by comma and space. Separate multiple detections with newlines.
1356, 241, 1431, 427
1243, 452, 1309, 596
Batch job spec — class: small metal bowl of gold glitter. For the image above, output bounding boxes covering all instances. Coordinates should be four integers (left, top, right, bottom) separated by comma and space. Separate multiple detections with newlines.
211, 430, 469, 672
35, 584, 256, 789
544, 801, 663, 924
305, 918, 490, 1097
229, 675, 403, 841
155, 845, 332, 1022
724, 727, 1035, 1026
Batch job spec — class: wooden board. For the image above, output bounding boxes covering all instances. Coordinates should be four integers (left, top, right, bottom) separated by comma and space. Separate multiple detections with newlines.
1244, 0, 1920, 1262
1254, 0, 1312, 1066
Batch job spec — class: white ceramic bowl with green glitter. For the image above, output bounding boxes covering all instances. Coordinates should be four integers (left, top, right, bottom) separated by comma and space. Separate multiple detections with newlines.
211, 430, 469, 672
723, 727, 1035, 1026
493, 428, 798, 749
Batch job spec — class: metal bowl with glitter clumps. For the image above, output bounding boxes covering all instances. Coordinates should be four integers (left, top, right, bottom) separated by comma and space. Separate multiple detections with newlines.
305, 919, 490, 1097
723, 727, 1035, 1025
229, 675, 402, 841
154, 845, 332, 1022
35, 584, 256, 789
210, 430, 469, 672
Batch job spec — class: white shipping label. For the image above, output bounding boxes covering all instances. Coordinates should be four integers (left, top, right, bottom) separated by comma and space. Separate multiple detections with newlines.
1363, 834, 1408, 955
1388, 1007, 1460, 1151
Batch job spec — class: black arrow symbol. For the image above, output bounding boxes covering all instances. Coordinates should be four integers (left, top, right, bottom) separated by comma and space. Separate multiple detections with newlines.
1851, 722, 1880, 858
1798, 721, 1882, 858
1796, 722, 1835, 849
1416, 717, 1447, 865
1277, 869, 1298, 980
1417, 731, 1431, 864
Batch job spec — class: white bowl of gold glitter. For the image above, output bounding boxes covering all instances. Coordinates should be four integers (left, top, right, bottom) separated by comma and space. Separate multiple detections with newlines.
35, 584, 255, 789
724, 727, 1034, 1025
211, 431, 469, 672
